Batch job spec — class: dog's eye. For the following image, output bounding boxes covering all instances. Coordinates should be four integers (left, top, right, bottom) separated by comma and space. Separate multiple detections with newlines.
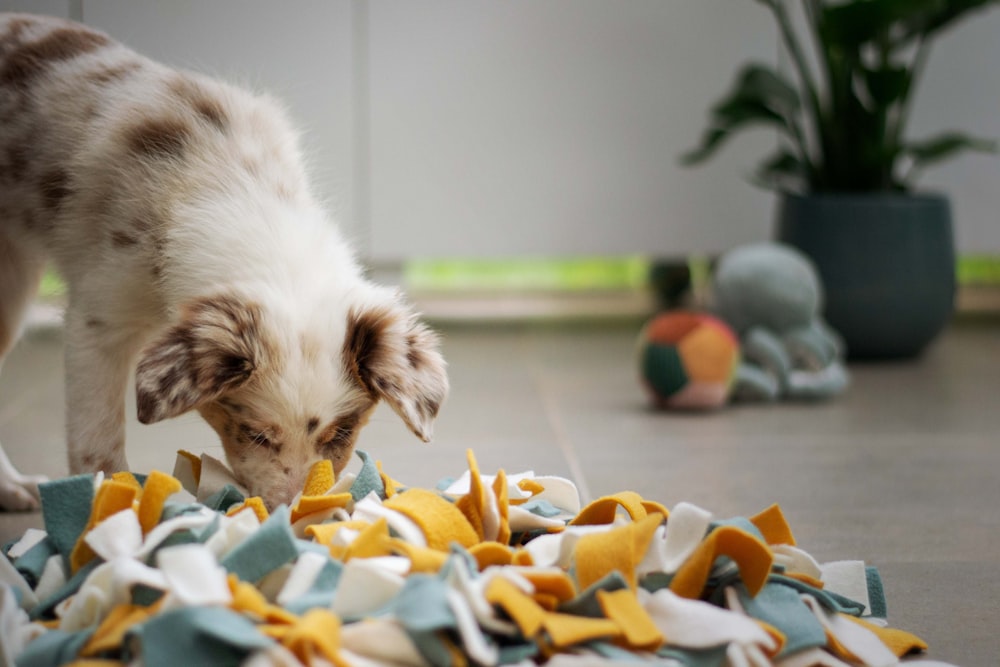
237, 423, 277, 450
321, 425, 354, 452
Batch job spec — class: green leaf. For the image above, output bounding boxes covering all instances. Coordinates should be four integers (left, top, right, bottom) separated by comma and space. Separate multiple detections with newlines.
680, 64, 801, 166
863, 66, 910, 108
751, 148, 809, 190
726, 64, 800, 115
821, 0, 945, 47
904, 131, 998, 169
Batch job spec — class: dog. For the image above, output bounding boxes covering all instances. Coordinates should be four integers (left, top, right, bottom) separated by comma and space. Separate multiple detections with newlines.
0, 14, 448, 511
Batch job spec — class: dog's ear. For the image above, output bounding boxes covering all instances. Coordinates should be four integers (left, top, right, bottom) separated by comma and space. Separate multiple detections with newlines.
344, 302, 448, 441
135, 295, 264, 424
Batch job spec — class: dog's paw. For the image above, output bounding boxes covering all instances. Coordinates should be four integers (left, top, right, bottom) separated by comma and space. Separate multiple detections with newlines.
0, 476, 46, 512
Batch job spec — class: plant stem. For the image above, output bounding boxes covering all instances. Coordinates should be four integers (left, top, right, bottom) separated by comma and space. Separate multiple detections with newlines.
890, 37, 931, 186
768, 0, 823, 184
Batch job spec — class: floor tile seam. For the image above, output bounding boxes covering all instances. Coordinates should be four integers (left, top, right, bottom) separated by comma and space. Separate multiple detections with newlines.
529, 369, 593, 504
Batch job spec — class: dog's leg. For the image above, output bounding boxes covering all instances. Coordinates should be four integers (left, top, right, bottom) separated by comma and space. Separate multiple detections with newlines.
63, 306, 142, 476
0, 232, 48, 511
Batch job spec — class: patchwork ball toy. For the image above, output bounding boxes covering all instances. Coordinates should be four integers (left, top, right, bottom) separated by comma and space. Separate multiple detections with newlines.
637, 311, 740, 410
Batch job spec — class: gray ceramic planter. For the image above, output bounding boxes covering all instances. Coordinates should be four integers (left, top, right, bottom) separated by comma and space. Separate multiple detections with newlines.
776, 193, 955, 359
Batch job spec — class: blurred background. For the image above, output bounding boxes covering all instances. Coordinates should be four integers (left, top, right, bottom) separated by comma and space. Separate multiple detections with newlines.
6, 0, 998, 319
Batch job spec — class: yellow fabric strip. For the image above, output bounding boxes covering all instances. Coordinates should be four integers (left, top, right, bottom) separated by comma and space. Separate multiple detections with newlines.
485, 576, 546, 638
570, 491, 651, 525
305, 520, 370, 547
383, 488, 480, 551
596, 588, 664, 651
541, 611, 621, 648
842, 614, 929, 657
573, 513, 663, 590
388, 538, 449, 573
228, 574, 298, 625
226, 496, 270, 523
749, 504, 796, 546
492, 469, 511, 545
469, 542, 514, 569
511, 479, 545, 504
137, 471, 182, 535
344, 517, 391, 560
302, 460, 336, 496
641, 499, 670, 520
177, 450, 202, 485
279, 608, 351, 667
455, 449, 487, 542
376, 460, 400, 498
70, 480, 139, 573
520, 569, 576, 606
669, 525, 773, 599
109, 472, 142, 494
291, 493, 353, 524
80, 604, 154, 656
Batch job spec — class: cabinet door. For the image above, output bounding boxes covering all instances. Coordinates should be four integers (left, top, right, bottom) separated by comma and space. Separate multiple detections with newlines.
81, 0, 360, 243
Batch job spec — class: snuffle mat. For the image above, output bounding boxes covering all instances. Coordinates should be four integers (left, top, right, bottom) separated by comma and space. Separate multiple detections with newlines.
0, 448, 950, 667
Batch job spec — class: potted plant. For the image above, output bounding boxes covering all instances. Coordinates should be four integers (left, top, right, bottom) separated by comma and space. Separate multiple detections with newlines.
682, 0, 997, 358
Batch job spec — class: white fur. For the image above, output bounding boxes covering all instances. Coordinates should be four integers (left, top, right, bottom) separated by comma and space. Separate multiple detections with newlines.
0, 14, 447, 510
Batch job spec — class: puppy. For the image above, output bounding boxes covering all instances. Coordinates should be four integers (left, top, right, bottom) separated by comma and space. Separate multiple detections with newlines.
0, 14, 448, 510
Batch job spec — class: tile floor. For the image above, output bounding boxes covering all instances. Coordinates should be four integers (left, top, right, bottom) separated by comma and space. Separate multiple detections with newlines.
1, 315, 998, 664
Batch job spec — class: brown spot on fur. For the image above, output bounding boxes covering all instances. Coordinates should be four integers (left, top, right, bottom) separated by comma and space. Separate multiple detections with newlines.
342, 306, 395, 396
5, 143, 29, 178
111, 230, 138, 247
21, 210, 39, 231
219, 398, 246, 414
170, 76, 228, 131
85, 318, 104, 329
307, 417, 320, 434
38, 169, 71, 209
0, 27, 110, 87
127, 117, 190, 158
136, 295, 271, 424
85, 60, 140, 85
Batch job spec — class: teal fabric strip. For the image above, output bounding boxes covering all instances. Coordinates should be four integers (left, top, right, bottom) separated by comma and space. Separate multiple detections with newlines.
285, 558, 343, 615
768, 573, 866, 616
517, 498, 562, 518
128, 606, 274, 667
408, 629, 457, 667
13, 536, 58, 587
658, 645, 729, 667
203, 484, 246, 513
390, 574, 456, 633
497, 642, 539, 664
639, 571, 673, 593
866, 565, 887, 618
350, 449, 385, 501
38, 474, 94, 569
383, 574, 460, 666
559, 571, 629, 618
220, 505, 297, 583
29, 558, 101, 621
733, 582, 828, 657
12, 628, 93, 667
589, 641, 648, 661
709, 517, 764, 541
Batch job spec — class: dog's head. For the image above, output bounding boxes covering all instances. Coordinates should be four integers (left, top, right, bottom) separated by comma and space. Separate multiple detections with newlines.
134, 288, 448, 508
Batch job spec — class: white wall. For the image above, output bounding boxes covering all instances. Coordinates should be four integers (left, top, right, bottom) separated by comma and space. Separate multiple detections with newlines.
3, 1, 998, 257
910, 8, 1000, 253
365, 1, 776, 261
